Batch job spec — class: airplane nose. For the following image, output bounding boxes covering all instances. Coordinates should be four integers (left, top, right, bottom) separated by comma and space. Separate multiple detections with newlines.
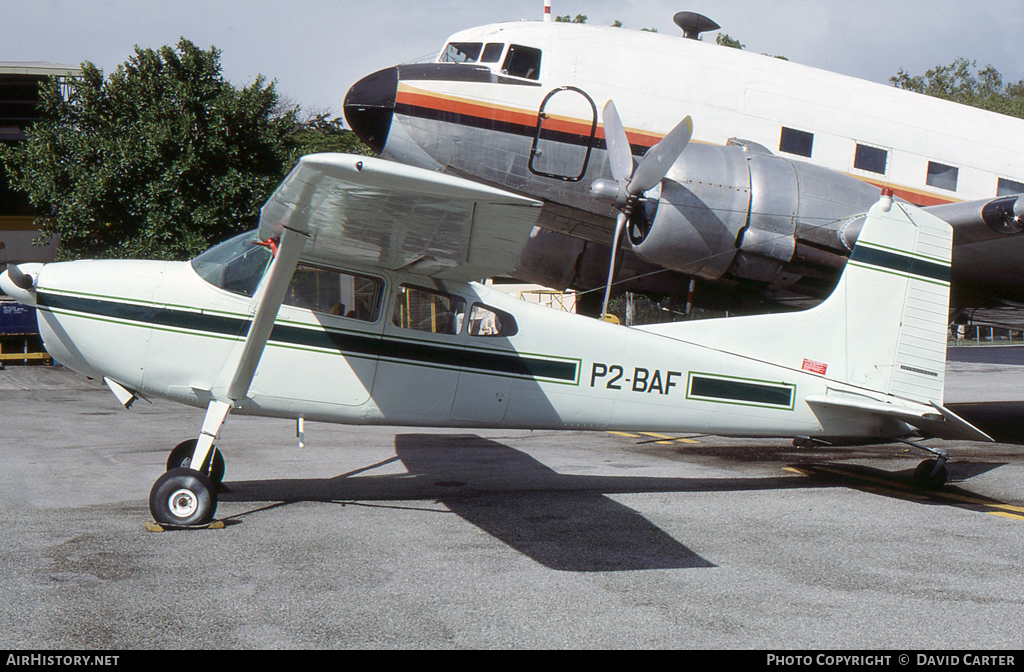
344, 66, 398, 154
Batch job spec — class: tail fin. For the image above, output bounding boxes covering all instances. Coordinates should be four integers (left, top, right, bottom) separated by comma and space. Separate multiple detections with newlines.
833, 194, 952, 404
641, 193, 953, 405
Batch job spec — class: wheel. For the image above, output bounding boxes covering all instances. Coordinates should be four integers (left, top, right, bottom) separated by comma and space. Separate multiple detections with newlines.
913, 459, 948, 490
149, 468, 218, 527
167, 439, 225, 484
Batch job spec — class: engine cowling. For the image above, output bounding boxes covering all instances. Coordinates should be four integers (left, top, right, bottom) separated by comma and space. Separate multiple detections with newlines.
630, 141, 881, 288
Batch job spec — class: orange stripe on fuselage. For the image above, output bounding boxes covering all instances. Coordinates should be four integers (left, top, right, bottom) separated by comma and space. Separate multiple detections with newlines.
396, 85, 961, 207
396, 84, 664, 149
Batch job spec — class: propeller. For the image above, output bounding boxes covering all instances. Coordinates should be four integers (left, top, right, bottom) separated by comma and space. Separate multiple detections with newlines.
6, 263, 35, 291
591, 101, 693, 320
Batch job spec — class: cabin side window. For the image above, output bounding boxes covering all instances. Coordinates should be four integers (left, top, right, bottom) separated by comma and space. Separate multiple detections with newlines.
393, 284, 465, 335
997, 177, 1024, 196
502, 44, 542, 80
854, 143, 888, 175
440, 42, 482, 64
467, 304, 518, 337
779, 127, 813, 158
284, 266, 383, 322
927, 161, 959, 192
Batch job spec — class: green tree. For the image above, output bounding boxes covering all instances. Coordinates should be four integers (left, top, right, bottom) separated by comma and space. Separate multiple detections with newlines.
716, 33, 744, 49
1, 39, 300, 261
554, 14, 587, 23
891, 58, 1024, 119
288, 109, 374, 158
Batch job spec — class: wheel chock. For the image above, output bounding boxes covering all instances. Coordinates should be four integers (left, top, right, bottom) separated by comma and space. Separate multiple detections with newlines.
144, 519, 226, 532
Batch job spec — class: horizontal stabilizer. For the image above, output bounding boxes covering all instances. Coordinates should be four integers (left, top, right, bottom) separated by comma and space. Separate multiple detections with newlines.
805, 394, 993, 442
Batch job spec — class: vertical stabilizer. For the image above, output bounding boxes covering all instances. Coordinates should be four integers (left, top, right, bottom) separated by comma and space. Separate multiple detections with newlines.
639, 193, 953, 406
839, 196, 952, 404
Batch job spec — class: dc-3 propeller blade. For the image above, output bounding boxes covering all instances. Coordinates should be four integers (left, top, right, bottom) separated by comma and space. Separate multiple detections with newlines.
591, 100, 693, 319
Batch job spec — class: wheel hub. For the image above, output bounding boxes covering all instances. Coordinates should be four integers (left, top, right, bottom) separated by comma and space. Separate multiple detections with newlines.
168, 488, 198, 518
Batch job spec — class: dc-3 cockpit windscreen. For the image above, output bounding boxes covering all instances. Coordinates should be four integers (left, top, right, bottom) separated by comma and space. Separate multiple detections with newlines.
439, 41, 542, 80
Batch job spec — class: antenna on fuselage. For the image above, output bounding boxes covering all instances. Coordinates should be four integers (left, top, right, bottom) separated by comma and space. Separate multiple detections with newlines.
673, 11, 719, 39
544, 0, 552, 22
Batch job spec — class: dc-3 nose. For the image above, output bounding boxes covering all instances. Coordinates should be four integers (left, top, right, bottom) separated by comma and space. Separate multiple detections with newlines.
0, 263, 42, 307
343, 65, 398, 154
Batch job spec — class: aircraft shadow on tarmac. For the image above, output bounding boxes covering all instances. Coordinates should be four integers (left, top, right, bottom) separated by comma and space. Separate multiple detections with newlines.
217, 433, 1019, 571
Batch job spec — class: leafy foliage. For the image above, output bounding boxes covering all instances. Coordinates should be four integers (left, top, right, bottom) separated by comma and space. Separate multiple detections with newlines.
1, 38, 370, 261
716, 33, 744, 49
891, 58, 1024, 119
554, 14, 588, 23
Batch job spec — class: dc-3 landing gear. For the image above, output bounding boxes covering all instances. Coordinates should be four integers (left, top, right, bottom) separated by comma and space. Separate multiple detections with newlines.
148, 400, 232, 529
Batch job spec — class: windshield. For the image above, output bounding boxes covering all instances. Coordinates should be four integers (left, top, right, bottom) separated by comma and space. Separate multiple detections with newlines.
190, 230, 272, 297
440, 42, 482, 63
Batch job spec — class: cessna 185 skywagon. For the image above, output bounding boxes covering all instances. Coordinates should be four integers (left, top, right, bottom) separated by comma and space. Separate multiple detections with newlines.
344, 11, 1024, 313
1, 153, 992, 528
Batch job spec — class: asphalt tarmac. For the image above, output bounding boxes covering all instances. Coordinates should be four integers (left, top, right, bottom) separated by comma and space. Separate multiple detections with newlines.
1, 350, 1023, 650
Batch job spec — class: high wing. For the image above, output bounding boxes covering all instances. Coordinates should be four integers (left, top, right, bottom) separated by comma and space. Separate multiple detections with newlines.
185, 153, 544, 471
257, 153, 542, 281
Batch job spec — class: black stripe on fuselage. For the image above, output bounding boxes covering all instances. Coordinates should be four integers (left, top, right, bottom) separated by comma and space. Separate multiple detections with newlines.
398, 63, 544, 87
688, 375, 794, 408
395, 101, 655, 156
849, 245, 950, 283
36, 292, 578, 382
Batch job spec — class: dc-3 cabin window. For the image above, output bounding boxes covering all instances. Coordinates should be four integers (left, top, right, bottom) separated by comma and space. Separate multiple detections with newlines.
779, 127, 813, 158
190, 230, 272, 298
927, 161, 959, 192
502, 44, 542, 80
284, 266, 384, 322
997, 177, 1024, 196
393, 284, 465, 335
854, 143, 888, 175
467, 304, 518, 337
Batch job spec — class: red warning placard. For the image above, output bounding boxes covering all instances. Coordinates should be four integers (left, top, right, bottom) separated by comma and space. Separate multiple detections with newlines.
802, 358, 827, 375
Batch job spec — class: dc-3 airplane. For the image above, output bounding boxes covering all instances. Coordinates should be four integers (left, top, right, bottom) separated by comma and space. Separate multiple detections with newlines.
343, 11, 1024, 314
0, 151, 995, 528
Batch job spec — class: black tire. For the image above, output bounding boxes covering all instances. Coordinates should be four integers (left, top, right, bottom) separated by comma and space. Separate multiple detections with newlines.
149, 468, 218, 527
913, 459, 948, 490
167, 439, 225, 484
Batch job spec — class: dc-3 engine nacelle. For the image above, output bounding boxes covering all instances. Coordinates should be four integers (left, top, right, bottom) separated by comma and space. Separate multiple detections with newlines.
628, 140, 881, 288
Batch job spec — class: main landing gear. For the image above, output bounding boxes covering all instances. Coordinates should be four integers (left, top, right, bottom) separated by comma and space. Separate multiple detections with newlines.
148, 400, 232, 528
149, 467, 219, 527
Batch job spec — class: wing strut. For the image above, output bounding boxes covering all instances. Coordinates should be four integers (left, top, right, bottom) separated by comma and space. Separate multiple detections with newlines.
188, 225, 308, 473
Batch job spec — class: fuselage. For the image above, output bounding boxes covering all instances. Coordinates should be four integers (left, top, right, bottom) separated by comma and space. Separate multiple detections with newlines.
354, 20, 1024, 208
15, 246, 897, 439
345, 20, 1024, 303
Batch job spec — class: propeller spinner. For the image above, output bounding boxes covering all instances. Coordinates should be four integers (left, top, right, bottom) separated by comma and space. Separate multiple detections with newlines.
590, 101, 693, 319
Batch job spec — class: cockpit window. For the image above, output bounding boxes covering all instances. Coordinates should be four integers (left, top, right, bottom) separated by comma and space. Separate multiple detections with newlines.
480, 43, 505, 63
191, 230, 272, 297
502, 44, 542, 80
440, 42, 482, 64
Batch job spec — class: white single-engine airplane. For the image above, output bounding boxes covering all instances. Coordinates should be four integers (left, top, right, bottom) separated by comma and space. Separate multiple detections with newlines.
344, 11, 1024, 313
0, 152, 993, 528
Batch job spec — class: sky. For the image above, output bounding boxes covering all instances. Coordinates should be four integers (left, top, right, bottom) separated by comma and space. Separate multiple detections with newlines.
3, 0, 1024, 119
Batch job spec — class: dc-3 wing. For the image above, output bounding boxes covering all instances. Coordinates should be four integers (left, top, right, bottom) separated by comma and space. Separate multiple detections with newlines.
256, 153, 542, 281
